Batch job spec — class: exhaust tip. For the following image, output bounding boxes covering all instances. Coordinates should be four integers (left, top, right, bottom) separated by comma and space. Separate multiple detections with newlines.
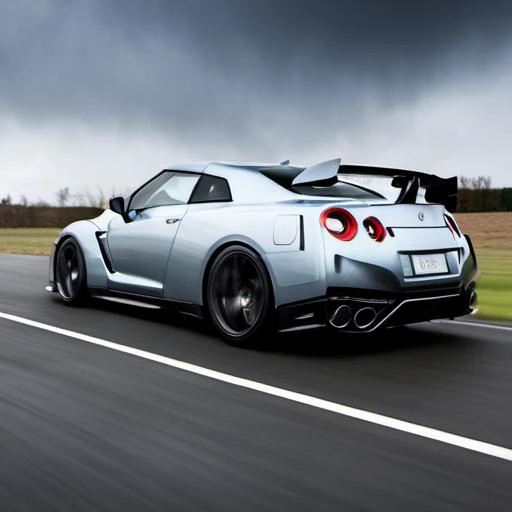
330, 305, 352, 329
469, 291, 479, 315
354, 307, 377, 329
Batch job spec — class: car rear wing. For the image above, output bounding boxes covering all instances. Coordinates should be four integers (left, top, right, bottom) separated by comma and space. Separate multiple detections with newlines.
340, 165, 458, 213
291, 159, 458, 213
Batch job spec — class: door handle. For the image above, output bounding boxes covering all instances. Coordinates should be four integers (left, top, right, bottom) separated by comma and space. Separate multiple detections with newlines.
166, 218, 181, 224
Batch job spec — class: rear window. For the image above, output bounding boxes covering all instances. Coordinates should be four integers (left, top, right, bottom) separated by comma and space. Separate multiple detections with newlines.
293, 181, 384, 200
189, 175, 232, 203
261, 167, 385, 200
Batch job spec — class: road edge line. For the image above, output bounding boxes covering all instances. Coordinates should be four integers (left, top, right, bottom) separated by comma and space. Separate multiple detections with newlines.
1, 310, 511, 462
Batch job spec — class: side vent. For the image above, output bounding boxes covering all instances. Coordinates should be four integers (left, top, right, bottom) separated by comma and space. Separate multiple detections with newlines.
96, 231, 116, 273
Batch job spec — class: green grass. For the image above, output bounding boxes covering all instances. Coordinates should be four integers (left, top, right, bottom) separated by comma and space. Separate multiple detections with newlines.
0, 228, 511, 322
474, 249, 512, 322
0, 228, 59, 256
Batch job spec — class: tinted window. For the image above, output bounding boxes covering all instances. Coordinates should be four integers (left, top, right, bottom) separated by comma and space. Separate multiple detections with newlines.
293, 181, 384, 200
261, 168, 384, 200
129, 172, 200, 210
190, 175, 232, 203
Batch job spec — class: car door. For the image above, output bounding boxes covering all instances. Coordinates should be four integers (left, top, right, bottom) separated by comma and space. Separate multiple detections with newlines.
107, 171, 200, 296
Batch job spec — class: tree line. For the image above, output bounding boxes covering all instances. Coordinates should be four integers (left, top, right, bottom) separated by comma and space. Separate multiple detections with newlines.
1, 177, 511, 212
457, 176, 512, 212
0, 186, 118, 209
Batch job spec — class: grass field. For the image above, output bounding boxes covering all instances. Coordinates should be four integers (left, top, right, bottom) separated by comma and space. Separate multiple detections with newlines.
457, 212, 512, 322
473, 249, 512, 322
1, 214, 511, 322
0, 228, 60, 256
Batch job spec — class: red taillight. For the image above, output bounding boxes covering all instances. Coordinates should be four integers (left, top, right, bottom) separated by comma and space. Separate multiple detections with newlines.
444, 214, 461, 238
363, 216, 386, 242
320, 208, 358, 241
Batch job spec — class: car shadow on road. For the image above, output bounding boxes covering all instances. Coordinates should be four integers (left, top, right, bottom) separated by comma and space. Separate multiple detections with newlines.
77, 296, 467, 359
263, 325, 468, 358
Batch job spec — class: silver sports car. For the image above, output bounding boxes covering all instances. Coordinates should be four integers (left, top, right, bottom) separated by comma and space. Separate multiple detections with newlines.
47, 158, 478, 345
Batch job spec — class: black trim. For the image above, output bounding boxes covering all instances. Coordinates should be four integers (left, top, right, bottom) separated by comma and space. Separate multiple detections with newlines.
277, 297, 327, 331
395, 175, 420, 205
277, 283, 475, 333
95, 231, 115, 273
390, 226, 447, 229
327, 284, 462, 298
464, 234, 478, 269
299, 215, 305, 250
340, 165, 458, 213
89, 288, 204, 319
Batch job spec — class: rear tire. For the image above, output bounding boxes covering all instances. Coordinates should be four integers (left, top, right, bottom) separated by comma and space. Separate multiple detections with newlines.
206, 245, 273, 346
55, 238, 88, 305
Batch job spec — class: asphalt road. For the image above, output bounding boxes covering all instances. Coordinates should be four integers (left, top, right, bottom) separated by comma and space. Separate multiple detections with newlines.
0, 253, 511, 511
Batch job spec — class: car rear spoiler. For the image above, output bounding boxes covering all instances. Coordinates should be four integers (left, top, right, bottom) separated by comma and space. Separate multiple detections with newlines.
291, 159, 458, 213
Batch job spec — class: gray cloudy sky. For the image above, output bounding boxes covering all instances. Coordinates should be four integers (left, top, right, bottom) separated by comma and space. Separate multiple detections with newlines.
1, 0, 512, 203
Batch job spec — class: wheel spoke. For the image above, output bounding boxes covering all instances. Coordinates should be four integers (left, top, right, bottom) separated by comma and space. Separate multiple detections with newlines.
228, 255, 243, 295
56, 242, 81, 300
211, 252, 265, 336
66, 273, 74, 295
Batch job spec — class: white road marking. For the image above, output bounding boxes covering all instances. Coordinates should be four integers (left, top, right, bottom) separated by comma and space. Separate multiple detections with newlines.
435, 319, 512, 332
1, 310, 512, 462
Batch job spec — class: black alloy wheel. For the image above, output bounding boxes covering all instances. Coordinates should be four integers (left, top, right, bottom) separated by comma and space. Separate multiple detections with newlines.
206, 245, 273, 345
55, 238, 87, 304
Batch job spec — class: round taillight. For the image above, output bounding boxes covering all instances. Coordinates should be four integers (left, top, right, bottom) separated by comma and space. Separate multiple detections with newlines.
444, 214, 461, 238
363, 216, 386, 242
320, 208, 358, 241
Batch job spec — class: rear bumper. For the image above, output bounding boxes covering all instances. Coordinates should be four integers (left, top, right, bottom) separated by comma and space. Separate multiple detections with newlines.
277, 281, 478, 333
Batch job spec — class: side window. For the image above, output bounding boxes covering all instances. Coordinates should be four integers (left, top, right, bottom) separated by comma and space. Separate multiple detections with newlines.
189, 175, 232, 203
129, 172, 200, 210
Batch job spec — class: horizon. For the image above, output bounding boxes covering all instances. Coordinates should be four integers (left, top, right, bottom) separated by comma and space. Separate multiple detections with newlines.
1, 0, 512, 202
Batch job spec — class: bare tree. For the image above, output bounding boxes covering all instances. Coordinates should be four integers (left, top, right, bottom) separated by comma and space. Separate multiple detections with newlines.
56, 187, 70, 206
459, 176, 471, 189
96, 186, 107, 209
71, 192, 86, 207
82, 186, 107, 208
459, 176, 492, 190
1, 194, 12, 205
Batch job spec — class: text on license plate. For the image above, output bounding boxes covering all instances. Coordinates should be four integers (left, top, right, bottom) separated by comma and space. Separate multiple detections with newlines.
411, 253, 448, 275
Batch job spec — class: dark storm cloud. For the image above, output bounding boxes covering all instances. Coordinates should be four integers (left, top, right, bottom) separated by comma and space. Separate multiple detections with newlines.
1, 0, 512, 142
1, 0, 512, 203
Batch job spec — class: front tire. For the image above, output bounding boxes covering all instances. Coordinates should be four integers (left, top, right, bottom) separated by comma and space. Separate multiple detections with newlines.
55, 238, 88, 304
206, 245, 273, 346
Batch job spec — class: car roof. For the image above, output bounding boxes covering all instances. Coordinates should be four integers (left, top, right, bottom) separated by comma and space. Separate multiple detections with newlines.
164, 161, 304, 174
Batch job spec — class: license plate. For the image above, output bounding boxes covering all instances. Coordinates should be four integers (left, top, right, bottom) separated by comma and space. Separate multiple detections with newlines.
411, 253, 448, 275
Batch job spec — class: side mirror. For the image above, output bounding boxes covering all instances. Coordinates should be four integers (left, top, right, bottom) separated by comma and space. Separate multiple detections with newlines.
109, 196, 129, 222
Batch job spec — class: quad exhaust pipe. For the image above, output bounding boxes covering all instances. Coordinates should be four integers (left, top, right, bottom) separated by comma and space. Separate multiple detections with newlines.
353, 307, 377, 329
330, 305, 352, 329
329, 304, 378, 330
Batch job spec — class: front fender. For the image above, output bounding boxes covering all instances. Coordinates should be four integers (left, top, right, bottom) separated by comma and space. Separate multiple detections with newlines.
49, 220, 109, 290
